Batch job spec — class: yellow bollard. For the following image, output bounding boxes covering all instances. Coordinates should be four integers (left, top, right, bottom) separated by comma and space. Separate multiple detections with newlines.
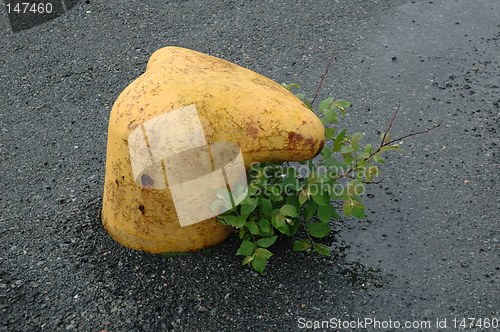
102, 47, 325, 253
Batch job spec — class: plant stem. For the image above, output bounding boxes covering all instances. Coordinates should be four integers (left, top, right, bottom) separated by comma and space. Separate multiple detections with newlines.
310, 50, 335, 108
299, 217, 315, 249
380, 101, 401, 148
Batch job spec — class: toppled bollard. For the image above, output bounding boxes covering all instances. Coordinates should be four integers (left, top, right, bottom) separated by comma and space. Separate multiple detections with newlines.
102, 47, 325, 253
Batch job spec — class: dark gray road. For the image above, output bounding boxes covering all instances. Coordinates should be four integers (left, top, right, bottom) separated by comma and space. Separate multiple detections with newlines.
1, 0, 498, 331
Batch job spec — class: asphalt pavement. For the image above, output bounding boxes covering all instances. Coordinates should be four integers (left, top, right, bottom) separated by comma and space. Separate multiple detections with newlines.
1, 0, 498, 331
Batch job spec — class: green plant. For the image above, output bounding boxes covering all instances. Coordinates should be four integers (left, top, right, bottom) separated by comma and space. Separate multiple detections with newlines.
212, 51, 441, 273
210, 90, 359, 272
212, 86, 440, 273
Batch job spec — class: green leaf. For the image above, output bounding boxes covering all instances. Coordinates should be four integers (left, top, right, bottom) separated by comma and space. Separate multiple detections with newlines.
381, 145, 405, 153
354, 183, 365, 195
320, 145, 332, 157
365, 172, 373, 182
343, 156, 354, 167
325, 127, 336, 139
215, 188, 233, 205
240, 195, 256, 205
332, 99, 352, 112
324, 108, 339, 123
317, 204, 334, 222
288, 217, 301, 235
313, 243, 331, 256
322, 157, 343, 169
217, 214, 233, 226
232, 215, 247, 228
285, 194, 300, 211
369, 165, 379, 176
343, 198, 353, 217
286, 167, 298, 178
320, 116, 331, 125
311, 190, 330, 206
318, 97, 334, 113
241, 201, 258, 216
273, 213, 286, 228
270, 186, 281, 196
307, 172, 329, 185
283, 176, 302, 192
280, 204, 299, 217
250, 171, 265, 187
271, 208, 280, 216
373, 153, 385, 164
381, 132, 391, 143
331, 182, 346, 198
351, 206, 365, 219
282, 83, 300, 91
354, 167, 366, 179
268, 191, 283, 202
259, 217, 271, 233
364, 144, 373, 154
351, 132, 364, 145
293, 239, 312, 251
259, 229, 274, 238
220, 215, 246, 228
347, 179, 364, 196
357, 152, 370, 159
273, 215, 290, 235
242, 255, 253, 266
302, 200, 318, 221
351, 196, 365, 219
256, 236, 278, 248
341, 146, 354, 153
390, 144, 405, 152
331, 206, 341, 219
333, 129, 347, 152
307, 222, 332, 238
261, 199, 273, 215
298, 189, 309, 206
255, 248, 274, 260
211, 199, 227, 215
237, 241, 256, 256
239, 231, 250, 241
231, 182, 248, 203
251, 256, 267, 273
247, 183, 260, 196
295, 93, 306, 100
245, 221, 260, 235
304, 98, 312, 110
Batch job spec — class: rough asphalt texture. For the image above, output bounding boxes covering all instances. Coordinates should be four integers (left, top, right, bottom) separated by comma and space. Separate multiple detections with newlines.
1, 0, 498, 331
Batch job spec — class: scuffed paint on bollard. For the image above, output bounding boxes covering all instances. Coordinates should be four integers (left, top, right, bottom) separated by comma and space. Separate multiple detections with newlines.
102, 46, 325, 253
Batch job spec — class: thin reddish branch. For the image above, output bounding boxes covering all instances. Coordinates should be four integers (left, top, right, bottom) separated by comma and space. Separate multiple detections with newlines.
310, 50, 335, 108
309, 57, 441, 187
380, 101, 401, 148
378, 102, 441, 148
385, 122, 442, 146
